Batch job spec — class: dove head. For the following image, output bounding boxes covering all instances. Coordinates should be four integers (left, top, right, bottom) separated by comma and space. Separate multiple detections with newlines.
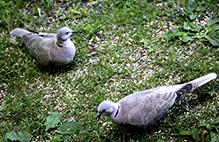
57, 27, 77, 43
96, 101, 118, 119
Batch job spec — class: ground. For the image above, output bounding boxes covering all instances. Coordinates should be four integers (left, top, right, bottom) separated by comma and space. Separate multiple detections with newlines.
0, 0, 219, 141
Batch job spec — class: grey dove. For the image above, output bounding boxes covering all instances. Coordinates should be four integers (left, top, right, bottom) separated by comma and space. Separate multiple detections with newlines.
97, 73, 217, 127
10, 27, 77, 66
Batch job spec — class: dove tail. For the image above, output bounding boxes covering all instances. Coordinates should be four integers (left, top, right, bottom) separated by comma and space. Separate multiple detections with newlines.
189, 73, 217, 91
10, 28, 31, 38
175, 73, 217, 102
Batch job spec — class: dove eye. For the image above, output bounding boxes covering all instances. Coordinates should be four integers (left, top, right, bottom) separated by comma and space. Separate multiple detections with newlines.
65, 32, 69, 35
102, 109, 105, 112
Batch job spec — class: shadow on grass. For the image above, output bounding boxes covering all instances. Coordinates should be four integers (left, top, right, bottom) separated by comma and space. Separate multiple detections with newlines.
36, 61, 78, 76
101, 124, 159, 141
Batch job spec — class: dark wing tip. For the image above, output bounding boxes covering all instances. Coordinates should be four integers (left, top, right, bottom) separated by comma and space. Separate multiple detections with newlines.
175, 83, 192, 102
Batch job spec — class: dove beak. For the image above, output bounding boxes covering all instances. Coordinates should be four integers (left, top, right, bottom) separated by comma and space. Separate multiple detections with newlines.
71, 31, 77, 33
96, 113, 102, 120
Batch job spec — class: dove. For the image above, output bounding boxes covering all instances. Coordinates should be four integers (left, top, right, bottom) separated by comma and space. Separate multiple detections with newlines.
97, 73, 217, 127
10, 27, 77, 66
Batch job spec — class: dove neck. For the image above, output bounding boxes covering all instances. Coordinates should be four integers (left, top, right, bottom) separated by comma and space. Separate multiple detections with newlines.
114, 104, 120, 117
56, 41, 64, 47
56, 38, 71, 47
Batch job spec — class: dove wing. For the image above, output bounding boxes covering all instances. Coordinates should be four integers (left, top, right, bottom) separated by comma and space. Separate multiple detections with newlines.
24, 34, 57, 66
118, 84, 185, 126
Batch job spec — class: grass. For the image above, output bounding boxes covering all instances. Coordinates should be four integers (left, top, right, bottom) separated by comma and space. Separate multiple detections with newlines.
0, 0, 219, 141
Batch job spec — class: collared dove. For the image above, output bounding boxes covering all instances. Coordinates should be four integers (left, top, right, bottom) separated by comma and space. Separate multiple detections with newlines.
10, 27, 77, 66
97, 73, 217, 127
